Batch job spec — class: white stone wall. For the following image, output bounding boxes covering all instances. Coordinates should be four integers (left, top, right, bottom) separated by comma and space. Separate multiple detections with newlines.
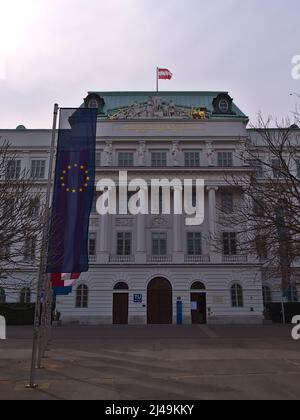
1, 117, 298, 324
56, 266, 264, 325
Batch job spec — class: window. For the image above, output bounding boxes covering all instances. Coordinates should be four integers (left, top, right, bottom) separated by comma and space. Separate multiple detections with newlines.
89, 233, 96, 259
96, 151, 101, 167
0, 243, 10, 260
6, 160, 21, 180
118, 152, 134, 168
4, 198, 14, 216
262, 286, 272, 307
114, 282, 129, 290
255, 236, 268, 259
20, 288, 31, 304
219, 99, 230, 113
152, 233, 167, 255
117, 232, 132, 256
185, 152, 200, 167
296, 160, 300, 178
24, 237, 36, 261
249, 159, 264, 179
187, 232, 202, 255
292, 286, 298, 303
231, 284, 244, 308
221, 192, 234, 213
191, 282, 206, 290
31, 160, 46, 179
217, 152, 233, 167
253, 200, 265, 217
223, 232, 237, 255
28, 197, 40, 218
76, 285, 89, 308
151, 152, 167, 168
0, 288, 6, 304
88, 99, 98, 109
272, 159, 286, 178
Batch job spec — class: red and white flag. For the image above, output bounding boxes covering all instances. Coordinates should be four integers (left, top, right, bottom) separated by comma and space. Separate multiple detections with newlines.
51, 272, 81, 288
157, 68, 173, 80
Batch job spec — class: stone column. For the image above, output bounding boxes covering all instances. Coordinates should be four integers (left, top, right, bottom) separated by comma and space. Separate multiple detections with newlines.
136, 188, 147, 264
99, 213, 110, 263
207, 187, 219, 261
173, 214, 184, 263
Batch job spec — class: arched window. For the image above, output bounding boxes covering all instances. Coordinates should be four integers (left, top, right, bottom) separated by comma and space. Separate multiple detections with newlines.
262, 286, 272, 307
191, 282, 206, 291
231, 284, 244, 308
76, 285, 89, 308
88, 99, 99, 109
20, 287, 31, 304
0, 288, 6, 304
114, 282, 129, 290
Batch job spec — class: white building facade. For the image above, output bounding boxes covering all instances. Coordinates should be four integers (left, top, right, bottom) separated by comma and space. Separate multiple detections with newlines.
2, 91, 297, 325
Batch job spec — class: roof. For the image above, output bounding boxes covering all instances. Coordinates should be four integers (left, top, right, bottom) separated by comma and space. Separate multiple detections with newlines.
86, 91, 248, 120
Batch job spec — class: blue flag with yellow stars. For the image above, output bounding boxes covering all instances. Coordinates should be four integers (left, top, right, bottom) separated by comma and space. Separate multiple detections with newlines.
47, 108, 97, 274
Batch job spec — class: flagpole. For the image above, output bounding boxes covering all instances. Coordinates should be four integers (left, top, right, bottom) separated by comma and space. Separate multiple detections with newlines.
156, 67, 159, 94
27, 103, 59, 389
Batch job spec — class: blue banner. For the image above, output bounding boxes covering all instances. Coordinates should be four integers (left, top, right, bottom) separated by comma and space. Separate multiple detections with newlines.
47, 108, 97, 274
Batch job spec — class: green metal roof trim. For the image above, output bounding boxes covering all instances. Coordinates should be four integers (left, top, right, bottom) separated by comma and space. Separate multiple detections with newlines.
86, 91, 248, 119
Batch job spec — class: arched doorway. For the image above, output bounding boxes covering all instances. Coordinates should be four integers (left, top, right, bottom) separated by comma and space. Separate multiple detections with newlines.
191, 282, 207, 324
147, 277, 172, 324
113, 282, 129, 325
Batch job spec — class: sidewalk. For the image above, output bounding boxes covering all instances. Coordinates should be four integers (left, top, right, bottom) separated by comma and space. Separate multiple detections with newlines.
0, 325, 299, 400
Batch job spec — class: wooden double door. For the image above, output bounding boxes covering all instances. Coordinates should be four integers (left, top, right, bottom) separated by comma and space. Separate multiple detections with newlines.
113, 293, 129, 325
147, 278, 173, 324
191, 293, 207, 324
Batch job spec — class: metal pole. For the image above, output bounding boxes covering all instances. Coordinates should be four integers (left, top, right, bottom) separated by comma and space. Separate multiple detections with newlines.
156, 67, 159, 93
281, 294, 286, 325
37, 274, 50, 367
27, 103, 59, 388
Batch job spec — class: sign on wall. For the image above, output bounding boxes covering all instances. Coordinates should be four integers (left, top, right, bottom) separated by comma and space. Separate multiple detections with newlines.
133, 294, 143, 304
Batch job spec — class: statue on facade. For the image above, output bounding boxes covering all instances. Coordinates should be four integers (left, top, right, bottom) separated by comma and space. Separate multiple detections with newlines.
206, 141, 215, 166
172, 141, 180, 166
103, 141, 113, 166
138, 141, 146, 166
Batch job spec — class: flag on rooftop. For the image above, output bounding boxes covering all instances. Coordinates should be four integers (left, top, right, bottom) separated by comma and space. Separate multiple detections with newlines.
157, 68, 173, 80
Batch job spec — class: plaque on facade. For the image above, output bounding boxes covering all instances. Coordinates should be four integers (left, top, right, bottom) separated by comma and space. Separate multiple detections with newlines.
115, 218, 134, 227
150, 216, 170, 228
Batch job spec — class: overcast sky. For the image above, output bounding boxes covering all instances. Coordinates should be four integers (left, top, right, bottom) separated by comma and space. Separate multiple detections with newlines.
0, 0, 299, 128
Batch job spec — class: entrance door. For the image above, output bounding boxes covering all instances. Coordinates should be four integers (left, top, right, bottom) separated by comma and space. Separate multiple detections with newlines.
113, 293, 129, 325
191, 293, 207, 324
147, 277, 172, 324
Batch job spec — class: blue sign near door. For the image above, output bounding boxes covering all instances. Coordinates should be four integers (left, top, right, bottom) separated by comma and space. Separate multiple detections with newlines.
134, 294, 143, 303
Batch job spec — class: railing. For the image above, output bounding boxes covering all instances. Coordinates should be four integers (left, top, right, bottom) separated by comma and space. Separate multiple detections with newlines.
147, 255, 173, 264
109, 255, 135, 264
102, 254, 252, 265
89, 255, 96, 263
222, 255, 248, 263
184, 255, 211, 264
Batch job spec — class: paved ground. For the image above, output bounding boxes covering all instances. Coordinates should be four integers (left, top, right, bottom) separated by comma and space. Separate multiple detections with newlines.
0, 324, 300, 400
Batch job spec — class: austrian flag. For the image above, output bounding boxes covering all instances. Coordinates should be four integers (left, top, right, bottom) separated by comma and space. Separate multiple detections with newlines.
158, 68, 173, 80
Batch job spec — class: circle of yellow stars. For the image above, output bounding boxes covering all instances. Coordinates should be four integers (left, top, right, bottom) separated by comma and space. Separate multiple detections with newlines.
60, 164, 90, 193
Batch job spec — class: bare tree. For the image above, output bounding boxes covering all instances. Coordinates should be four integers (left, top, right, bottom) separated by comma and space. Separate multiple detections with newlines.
219, 114, 300, 301
0, 138, 45, 295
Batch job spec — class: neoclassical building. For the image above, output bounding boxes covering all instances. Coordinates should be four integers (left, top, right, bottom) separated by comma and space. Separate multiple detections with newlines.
1, 91, 297, 324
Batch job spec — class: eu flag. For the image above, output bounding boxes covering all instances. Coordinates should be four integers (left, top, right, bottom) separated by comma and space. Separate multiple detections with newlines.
47, 108, 97, 274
